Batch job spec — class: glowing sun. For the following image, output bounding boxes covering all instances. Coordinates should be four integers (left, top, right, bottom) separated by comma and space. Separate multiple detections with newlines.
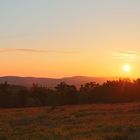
123, 64, 131, 73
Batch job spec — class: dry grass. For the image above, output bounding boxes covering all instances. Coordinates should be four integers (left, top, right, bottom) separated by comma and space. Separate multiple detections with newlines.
0, 102, 140, 140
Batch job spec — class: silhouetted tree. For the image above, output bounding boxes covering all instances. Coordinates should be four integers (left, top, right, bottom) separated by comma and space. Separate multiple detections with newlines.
55, 82, 78, 105
1, 79, 140, 108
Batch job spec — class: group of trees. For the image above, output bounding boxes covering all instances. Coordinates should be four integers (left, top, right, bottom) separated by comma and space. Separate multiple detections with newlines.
1, 79, 140, 108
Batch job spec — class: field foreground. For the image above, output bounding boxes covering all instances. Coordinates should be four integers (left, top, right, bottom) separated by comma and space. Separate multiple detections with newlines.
0, 103, 140, 140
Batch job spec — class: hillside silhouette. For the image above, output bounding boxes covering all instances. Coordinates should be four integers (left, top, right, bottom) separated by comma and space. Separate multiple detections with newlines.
0, 76, 118, 88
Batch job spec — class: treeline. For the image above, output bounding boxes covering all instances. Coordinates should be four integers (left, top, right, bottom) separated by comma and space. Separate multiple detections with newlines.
1, 79, 140, 108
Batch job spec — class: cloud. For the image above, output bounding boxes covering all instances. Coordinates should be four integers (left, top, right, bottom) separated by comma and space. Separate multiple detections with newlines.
0, 48, 75, 54
16, 49, 52, 53
118, 51, 137, 56
113, 51, 140, 61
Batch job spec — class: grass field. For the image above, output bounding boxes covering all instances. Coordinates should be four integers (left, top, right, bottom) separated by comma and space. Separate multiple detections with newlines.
0, 103, 140, 140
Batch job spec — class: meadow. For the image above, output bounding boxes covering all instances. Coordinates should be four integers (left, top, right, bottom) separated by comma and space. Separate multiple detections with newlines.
0, 102, 140, 140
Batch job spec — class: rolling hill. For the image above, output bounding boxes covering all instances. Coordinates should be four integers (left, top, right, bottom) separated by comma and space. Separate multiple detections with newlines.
0, 76, 119, 88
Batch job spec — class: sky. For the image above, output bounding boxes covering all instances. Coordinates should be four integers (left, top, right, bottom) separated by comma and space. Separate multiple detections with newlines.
0, 0, 140, 78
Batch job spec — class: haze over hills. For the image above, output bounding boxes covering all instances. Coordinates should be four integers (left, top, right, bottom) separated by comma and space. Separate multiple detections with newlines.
0, 76, 119, 88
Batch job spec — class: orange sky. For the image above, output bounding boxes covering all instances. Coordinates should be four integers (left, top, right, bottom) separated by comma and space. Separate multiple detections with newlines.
0, 1, 140, 78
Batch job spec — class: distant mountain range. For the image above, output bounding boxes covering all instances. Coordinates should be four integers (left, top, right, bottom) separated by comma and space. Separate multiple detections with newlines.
0, 76, 119, 88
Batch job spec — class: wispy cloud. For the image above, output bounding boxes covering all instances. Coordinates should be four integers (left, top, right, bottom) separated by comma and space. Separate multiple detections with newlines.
113, 51, 140, 61
0, 48, 75, 54
16, 49, 53, 53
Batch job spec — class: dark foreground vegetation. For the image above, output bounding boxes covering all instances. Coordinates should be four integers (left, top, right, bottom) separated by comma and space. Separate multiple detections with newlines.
0, 103, 140, 140
1, 79, 140, 108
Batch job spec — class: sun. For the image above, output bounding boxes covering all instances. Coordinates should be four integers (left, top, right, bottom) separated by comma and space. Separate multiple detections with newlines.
123, 64, 131, 73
